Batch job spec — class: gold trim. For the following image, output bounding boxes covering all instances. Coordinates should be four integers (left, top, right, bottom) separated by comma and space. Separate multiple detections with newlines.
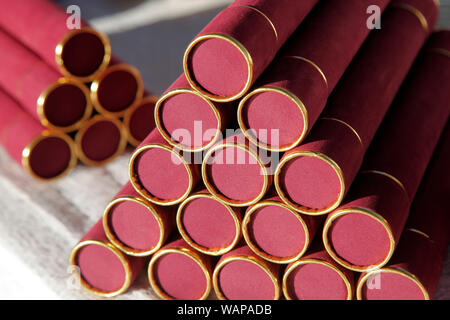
322, 207, 396, 272
90, 63, 145, 118
154, 88, 223, 152
390, 3, 429, 33
55, 27, 112, 82
282, 258, 353, 300
201, 142, 270, 207
22, 130, 77, 181
183, 33, 254, 102
37, 77, 93, 132
406, 228, 431, 240
103, 196, 166, 257
69, 239, 132, 297
356, 267, 429, 300
74, 115, 127, 166
213, 254, 281, 300
129, 143, 195, 206
176, 193, 241, 256
123, 95, 159, 147
427, 48, 450, 58
359, 170, 409, 200
237, 86, 309, 152
237, 5, 278, 41
274, 150, 345, 215
242, 200, 310, 264
320, 117, 364, 147
285, 56, 328, 89
148, 246, 212, 300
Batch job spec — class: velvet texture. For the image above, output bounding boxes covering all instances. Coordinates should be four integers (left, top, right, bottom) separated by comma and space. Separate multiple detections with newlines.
275, 0, 438, 215
103, 182, 175, 256
155, 74, 231, 151
149, 238, 213, 300
0, 0, 110, 81
0, 29, 91, 131
130, 128, 201, 205
72, 219, 146, 296
283, 244, 355, 300
238, 0, 391, 151
0, 88, 75, 180
184, 0, 318, 101
214, 244, 281, 300
325, 29, 450, 271
124, 93, 158, 147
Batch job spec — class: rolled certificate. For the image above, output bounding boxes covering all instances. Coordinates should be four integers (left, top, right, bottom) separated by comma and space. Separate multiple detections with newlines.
0, 88, 76, 180
177, 189, 242, 255
70, 219, 146, 297
0, 29, 92, 132
183, 0, 318, 102
90, 58, 145, 118
154, 75, 231, 152
123, 94, 158, 147
237, 0, 391, 152
0, 0, 111, 82
282, 244, 354, 300
213, 244, 281, 300
357, 123, 450, 300
102, 182, 175, 257
242, 195, 320, 264
148, 238, 213, 300
129, 129, 201, 206
201, 133, 274, 207
323, 30, 450, 272
75, 114, 127, 166
274, 0, 439, 215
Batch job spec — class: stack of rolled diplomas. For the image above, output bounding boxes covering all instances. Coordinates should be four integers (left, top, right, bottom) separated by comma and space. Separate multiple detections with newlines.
69, 0, 450, 300
0, 0, 158, 180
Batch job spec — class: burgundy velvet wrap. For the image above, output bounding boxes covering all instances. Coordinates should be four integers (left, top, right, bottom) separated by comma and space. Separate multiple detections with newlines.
155, 75, 232, 152
71, 219, 146, 296
0, 29, 91, 131
124, 93, 158, 147
358, 123, 450, 300
274, 0, 438, 215
324, 29, 450, 272
238, 0, 391, 151
184, 0, 318, 101
0, 88, 76, 180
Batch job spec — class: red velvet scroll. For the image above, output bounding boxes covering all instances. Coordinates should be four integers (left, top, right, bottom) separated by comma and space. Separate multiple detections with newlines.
237, 0, 391, 152
0, 0, 111, 82
155, 75, 231, 152
90, 57, 145, 117
274, 0, 439, 216
357, 123, 450, 300
129, 129, 201, 206
0, 29, 92, 132
323, 30, 450, 272
148, 238, 213, 300
183, 0, 318, 102
75, 114, 127, 166
123, 94, 158, 147
201, 133, 274, 207
0, 88, 76, 180
282, 244, 354, 300
102, 182, 175, 257
177, 189, 242, 256
213, 244, 281, 300
70, 218, 146, 297
242, 195, 320, 264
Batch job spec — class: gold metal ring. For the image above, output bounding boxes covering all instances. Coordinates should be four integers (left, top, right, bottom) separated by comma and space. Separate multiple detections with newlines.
148, 246, 212, 300
282, 258, 353, 300
359, 170, 409, 201
183, 33, 254, 102
322, 207, 396, 272
274, 150, 345, 215
390, 3, 429, 33
427, 47, 450, 58
320, 117, 364, 147
237, 86, 309, 152
237, 5, 278, 41
242, 200, 310, 264
284, 56, 328, 89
